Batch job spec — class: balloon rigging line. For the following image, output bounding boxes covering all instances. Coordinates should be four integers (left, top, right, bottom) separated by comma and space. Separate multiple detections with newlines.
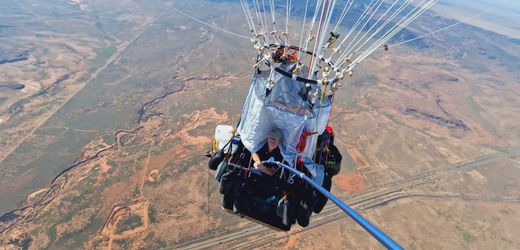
389, 0, 515, 49
172, 7, 249, 40
173, 0, 510, 69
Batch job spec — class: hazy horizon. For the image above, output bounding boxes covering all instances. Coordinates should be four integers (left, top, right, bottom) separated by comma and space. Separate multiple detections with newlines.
434, 0, 520, 39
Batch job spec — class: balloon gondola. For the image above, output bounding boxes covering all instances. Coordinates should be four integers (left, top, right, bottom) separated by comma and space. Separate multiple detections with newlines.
206, 0, 437, 248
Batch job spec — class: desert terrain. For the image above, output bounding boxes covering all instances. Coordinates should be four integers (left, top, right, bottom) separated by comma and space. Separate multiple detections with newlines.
1, 0, 520, 249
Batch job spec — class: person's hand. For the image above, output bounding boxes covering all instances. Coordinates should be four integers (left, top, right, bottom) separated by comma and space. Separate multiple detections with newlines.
254, 161, 276, 175
263, 167, 276, 176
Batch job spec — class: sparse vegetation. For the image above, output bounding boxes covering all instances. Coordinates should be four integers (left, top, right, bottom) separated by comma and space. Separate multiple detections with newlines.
55, 207, 98, 240
116, 214, 143, 234
1, 0, 520, 249
89, 42, 117, 70
47, 227, 57, 242
113, 238, 131, 249
148, 205, 158, 224
103, 134, 114, 145
457, 225, 477, 244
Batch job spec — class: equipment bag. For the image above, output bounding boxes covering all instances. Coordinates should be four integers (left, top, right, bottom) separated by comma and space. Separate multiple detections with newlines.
219, 168, 236, 194
208, 150, 225, 170
315, 127, 342, 177
325, 144, 342, 176
233, 179, 251, 214
277, 195, 297, 226
296, 200, 312, 227
229, 140, 251, 168
208, 139, 232, 170
214, 160, 229, 182
313, 173, 332, 213
250, 195, 278, 213
222, 193, 234, 210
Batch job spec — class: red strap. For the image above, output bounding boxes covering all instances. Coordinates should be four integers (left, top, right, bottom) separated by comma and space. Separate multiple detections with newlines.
296, 131, 317, 153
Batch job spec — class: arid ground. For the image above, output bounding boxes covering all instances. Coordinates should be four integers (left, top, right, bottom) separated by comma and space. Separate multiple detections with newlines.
1, 0, 519, 249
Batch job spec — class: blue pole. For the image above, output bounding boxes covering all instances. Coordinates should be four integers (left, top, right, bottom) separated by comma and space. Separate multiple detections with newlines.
265, 160, 404, 250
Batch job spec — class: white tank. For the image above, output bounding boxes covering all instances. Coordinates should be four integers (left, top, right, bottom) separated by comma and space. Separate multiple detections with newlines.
214, 125, 234, 151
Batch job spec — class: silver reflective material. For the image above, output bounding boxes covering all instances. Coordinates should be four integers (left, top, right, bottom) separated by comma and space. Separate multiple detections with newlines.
238, 62, 331, 166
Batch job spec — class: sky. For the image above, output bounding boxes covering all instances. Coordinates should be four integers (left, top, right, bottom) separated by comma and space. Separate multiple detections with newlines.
434, 0, 520, 38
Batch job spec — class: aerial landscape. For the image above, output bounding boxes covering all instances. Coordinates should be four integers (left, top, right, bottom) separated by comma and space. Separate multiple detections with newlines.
0, 0, 519, 249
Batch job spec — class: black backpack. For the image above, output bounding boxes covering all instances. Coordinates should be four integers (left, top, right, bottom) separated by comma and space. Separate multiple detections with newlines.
315, 129, 342, 177
208, 139, 232, 170
325, 145, 342, 176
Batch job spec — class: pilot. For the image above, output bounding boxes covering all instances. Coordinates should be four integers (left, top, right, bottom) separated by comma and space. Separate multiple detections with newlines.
252, 128, 284, 175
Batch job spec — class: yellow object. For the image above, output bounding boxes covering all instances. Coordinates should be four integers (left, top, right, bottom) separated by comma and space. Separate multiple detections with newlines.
211, 139, 219, 154
324, 37, 337, 48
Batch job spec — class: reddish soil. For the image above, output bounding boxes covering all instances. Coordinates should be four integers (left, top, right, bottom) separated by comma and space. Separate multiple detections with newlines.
283, 234, 301, 250
334, 172, 368, 193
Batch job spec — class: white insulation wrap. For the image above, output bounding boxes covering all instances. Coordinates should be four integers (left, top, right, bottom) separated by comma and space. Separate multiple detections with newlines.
238, 62, 331, 166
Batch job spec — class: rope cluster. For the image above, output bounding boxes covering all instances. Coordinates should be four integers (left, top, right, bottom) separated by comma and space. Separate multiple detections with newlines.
240, 0, 439, 86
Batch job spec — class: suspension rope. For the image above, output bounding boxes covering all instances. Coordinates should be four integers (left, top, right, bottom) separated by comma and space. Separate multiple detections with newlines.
333, 0, 379, 55
389, 0, 512, 49
343, 0, 385, 54
366, 0, 432, 50
285, 0, 293, 37
311, 0, 337, 76
336, 0, 410, 65
234, 0, 444, 81
337, 0, 385, 62
338, 0, 434, 70
346, 0, 414, 58
261, 0, 271, 44
330, 0, 379, 63
285, 0, 293, 47
297, 0, 310, 61
268, 0, 278, 43
308, 0, 331, 78
341, 0, 403, 59
252, 0, 264, 41
303, 0, 324, 55
331, 0, 411, 64
285, 0, 290, 36
367, 0, 439, 55
253, 0, 268, 44
172, 7, 249, 40
351, 0, 438, 68
248, 1, 259, 37
241, 0, 257, 37
333, 0, 354, 32
288, 0, 293, 40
